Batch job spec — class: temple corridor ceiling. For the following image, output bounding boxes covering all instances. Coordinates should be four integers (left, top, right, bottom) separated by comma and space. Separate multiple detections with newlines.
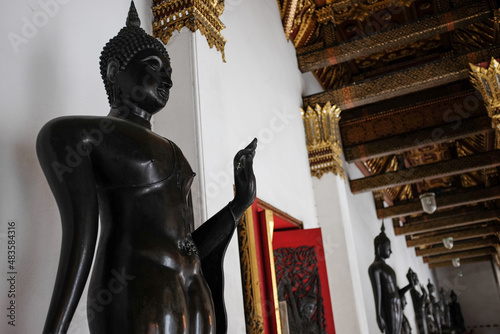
281, 0, 500, 268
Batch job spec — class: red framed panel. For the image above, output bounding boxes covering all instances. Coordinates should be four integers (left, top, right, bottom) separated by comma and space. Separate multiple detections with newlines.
239, 199, 335, 334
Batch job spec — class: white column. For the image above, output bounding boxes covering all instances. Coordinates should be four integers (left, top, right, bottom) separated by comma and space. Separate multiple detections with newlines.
312, 173, 370, 334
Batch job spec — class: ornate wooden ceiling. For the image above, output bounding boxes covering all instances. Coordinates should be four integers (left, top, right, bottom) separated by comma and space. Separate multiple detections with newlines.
282, 0, 500, 268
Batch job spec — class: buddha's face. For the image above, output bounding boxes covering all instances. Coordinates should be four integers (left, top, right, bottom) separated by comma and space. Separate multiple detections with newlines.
113, 49, 172, 115
379, 241, 392, 259
408, 272, 419, 285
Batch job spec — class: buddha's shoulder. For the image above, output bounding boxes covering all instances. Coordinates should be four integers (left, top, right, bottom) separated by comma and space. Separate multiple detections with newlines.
37, 116, 117, 153
40, 115, 112, 133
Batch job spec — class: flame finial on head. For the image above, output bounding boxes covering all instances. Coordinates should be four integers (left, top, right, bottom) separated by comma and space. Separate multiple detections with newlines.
374, 220, 390, 254
126, 1, 141, 28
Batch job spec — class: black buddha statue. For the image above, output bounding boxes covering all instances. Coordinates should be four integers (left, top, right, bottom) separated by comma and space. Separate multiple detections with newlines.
425, 298, 438, 333
428, 280, 442, 334
407, 269, 428, 334
449, 291, 466, 334
37, 2, 256, 334
439, 288, 452, 331
401, 295, 412, 334
368, 223, 413, 334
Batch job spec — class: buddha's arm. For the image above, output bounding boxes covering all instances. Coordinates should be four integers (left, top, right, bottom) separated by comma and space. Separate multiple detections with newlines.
191, 204, 235, 334
191, 139, 257, 334
228, 138, 257, 222
368, 266, 385, 332
37, 120, 99, 334
399, 283, 413, 297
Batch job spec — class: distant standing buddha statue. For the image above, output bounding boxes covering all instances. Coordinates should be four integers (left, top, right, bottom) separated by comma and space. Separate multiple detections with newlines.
449, 291, 466, 334
369, 223, 413, 334
425, 297, 438, 333
439, 288, 453, 332
407, 268, 428, 334
428, 280, 442, 334
37, 2, 257, 334
401, 295, 412, 334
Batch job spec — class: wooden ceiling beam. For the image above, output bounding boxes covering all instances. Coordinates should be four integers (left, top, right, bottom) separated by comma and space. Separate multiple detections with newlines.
378, 185, 500, 219
340, 81, 473, 123
354, 161, 395, 206
349, 150, 500, 194
416, 236, 498, 257
297, 2, 491, 72
424, 247, 496, 263
428, 255, 492, 268
345, 116, 492, 163
395, 208, 500, 236
339, 88, 486, 147
407, 225, 500, 247
303, 46, 500, 109
409, 206, 481, 225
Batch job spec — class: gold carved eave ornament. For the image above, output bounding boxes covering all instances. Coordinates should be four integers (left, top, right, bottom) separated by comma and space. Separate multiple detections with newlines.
279, 0, 317, 47
302, 102, 344, 179
316, 0, 416, 24
470, 58, 500, 148
278, 0, 417, 47
152, 0, 226, 61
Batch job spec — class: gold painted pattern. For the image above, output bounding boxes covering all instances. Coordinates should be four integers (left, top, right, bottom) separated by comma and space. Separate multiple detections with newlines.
305, 46, 500, 109
237, 208, 265, 333
318, 0, 416, 24
470, 58, 500, 148
152, 0, 226, 61
302, 102, 344, 179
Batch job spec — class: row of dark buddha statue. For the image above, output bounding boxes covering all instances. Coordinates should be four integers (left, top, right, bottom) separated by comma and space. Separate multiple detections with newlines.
369, 224, 467, 334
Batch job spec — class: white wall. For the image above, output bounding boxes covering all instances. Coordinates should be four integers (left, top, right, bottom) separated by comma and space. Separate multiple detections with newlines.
434, 261, 500, 334
0, 0, 318, 333
313, 173, 370, 334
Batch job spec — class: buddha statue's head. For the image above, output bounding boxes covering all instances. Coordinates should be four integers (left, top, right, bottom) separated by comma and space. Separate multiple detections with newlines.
450, 290, 457, 302
100, 1, 172, 115
427, 279, 435, 293
407, 268, 419, 286
374, 222, 391, 258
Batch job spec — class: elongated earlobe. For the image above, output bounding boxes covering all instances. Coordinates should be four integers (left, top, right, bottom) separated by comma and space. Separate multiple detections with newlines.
107, 58, 120, 107
107, 58, 119, 83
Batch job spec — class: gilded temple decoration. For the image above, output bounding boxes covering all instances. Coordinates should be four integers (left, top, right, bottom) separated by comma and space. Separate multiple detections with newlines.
316, 0, 416, 24
152, 0, 226, 61
470, 58, 500, 118
237, 206, 265, 333
452, 20, 495, 54
277, 0, 418, 47
305, 45, 500, 109
278, 0, 317, 47
470, 58, 500, 147
301, 102, 344, 179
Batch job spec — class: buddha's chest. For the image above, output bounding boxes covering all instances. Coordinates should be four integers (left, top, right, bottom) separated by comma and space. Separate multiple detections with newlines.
89, 123, 192, 190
